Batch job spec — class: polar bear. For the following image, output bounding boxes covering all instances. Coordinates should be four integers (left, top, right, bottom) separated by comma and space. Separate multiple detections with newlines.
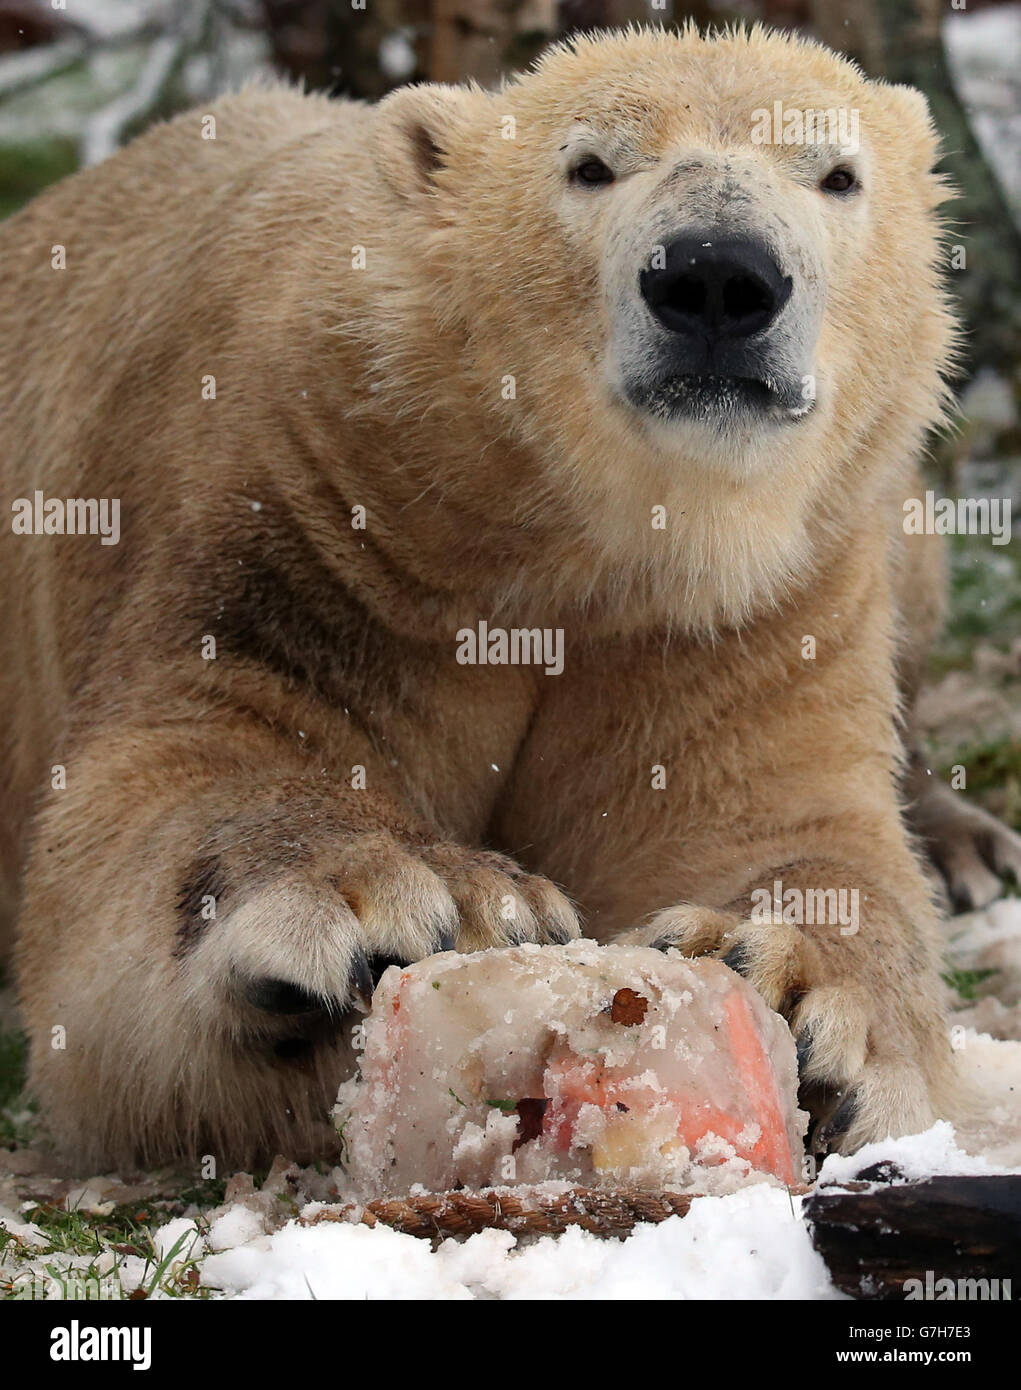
2, 25, 1017, 1170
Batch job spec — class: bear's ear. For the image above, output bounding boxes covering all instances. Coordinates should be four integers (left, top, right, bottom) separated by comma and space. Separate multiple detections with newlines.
374, 83, 475, 201
877, 82, 941, 172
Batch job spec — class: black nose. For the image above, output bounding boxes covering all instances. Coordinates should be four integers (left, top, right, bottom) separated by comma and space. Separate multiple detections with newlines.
639, 235, 792, 342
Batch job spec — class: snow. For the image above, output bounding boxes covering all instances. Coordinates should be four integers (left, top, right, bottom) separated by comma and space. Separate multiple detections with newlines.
203, 1222, 475, 1301
152, 1217, 204, 1263
200, 1184, 836, 1301
379, 32, 417, 83
206, 1205, 264, 1253
819, 1117, 1019, 1187
0, 1204, 47, 1250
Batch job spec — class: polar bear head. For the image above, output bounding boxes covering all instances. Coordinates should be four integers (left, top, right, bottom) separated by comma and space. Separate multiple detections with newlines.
371, 25, 957, 624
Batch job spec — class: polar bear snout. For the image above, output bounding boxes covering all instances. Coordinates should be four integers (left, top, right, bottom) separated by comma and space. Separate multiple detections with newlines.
639, 235, 792, 345
616, 221, 820, 434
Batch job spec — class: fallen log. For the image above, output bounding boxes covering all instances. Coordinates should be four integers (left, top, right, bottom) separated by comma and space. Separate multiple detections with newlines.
805, 1174, 1021, 1300
303, 1185, 700, 1240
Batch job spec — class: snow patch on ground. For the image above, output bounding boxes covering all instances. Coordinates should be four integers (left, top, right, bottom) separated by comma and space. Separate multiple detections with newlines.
199, 1183, 837, 1301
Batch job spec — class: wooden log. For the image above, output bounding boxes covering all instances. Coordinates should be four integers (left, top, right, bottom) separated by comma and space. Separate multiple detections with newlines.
805, 1174, 1021, 1299
304, 1185, 699, 1240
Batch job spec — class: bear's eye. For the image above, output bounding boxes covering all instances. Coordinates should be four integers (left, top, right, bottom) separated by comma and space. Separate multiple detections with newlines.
571, 157, 615, 188
820, 167, 857, 195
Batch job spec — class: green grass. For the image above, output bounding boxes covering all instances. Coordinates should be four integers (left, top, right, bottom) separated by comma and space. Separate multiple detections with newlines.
173, 1177, 228, 1210
0, 1182, 242, 1301
942, 966, 1000, 1002
1, 1201, 214, 1300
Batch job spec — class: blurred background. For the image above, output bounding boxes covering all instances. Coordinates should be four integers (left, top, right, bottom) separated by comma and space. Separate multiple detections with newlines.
0, 0, 1018, 818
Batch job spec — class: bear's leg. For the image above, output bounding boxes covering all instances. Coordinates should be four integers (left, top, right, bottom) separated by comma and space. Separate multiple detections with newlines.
891, 487, 1021, 909
903, 756, 1021, 911
14, 716, 578, 1170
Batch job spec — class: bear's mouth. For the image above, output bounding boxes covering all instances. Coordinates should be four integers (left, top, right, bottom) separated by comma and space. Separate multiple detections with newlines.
631, 372, 811, 426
